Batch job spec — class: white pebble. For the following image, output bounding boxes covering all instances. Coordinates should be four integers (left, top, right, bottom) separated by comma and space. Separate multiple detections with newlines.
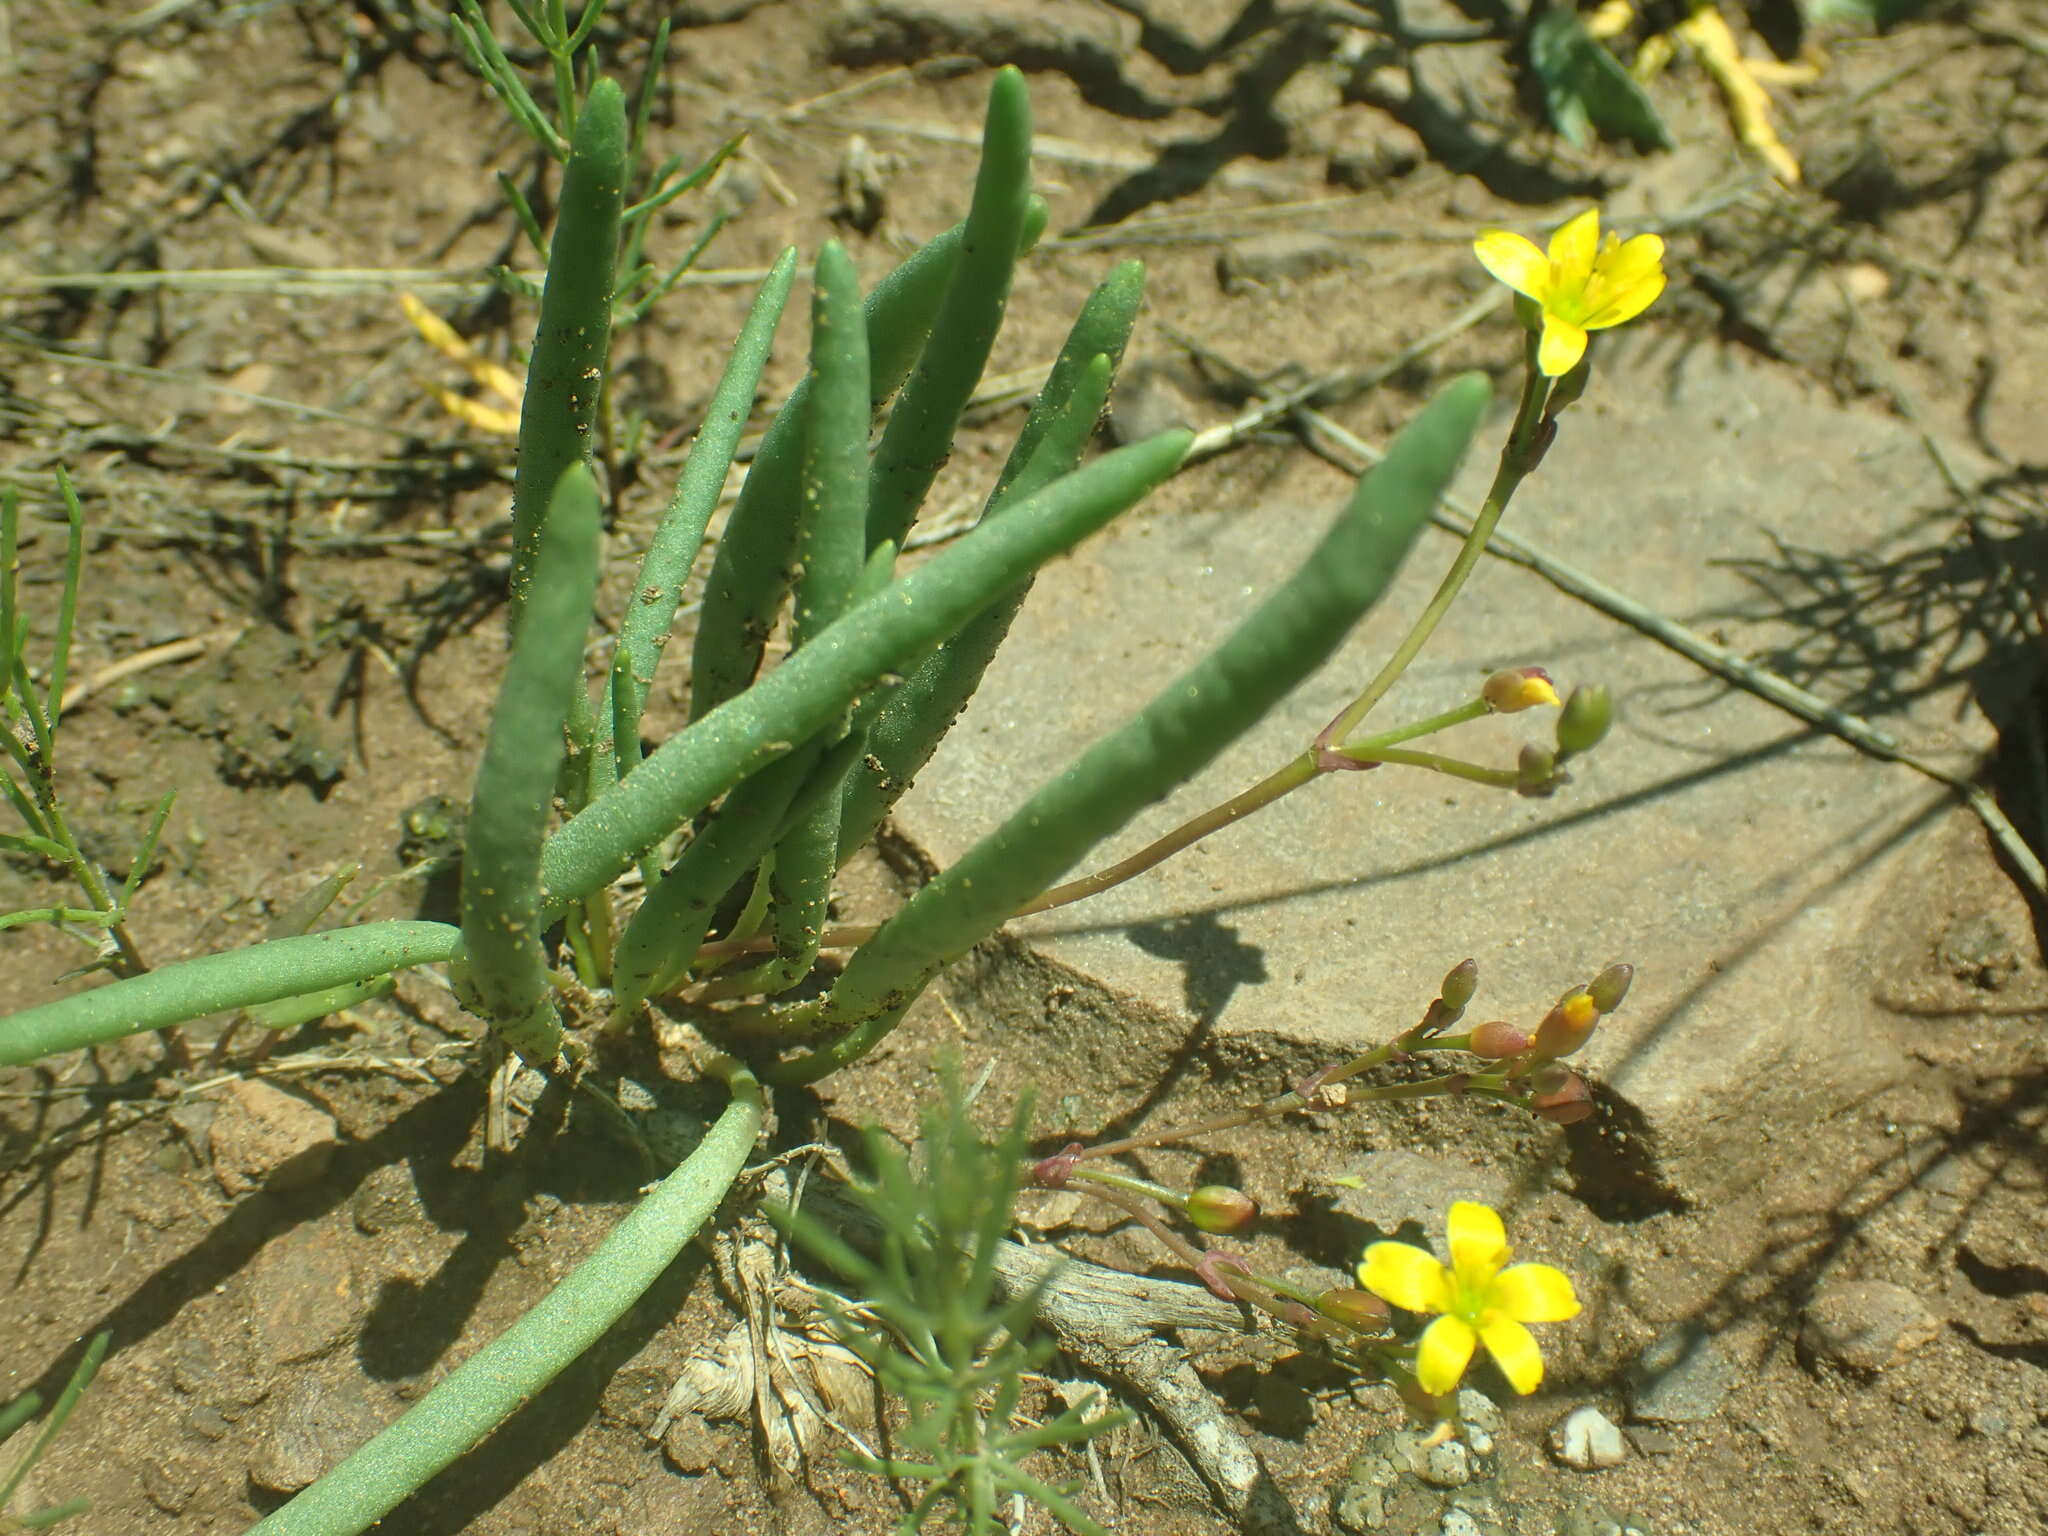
1550, 1406, 1628, 1469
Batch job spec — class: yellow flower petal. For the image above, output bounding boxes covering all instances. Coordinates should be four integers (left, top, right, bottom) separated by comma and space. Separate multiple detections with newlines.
1597, 231, 1665, 288
1536, 315, 1589, 377
1472, 229, 1551, 300
1545, 208, 1600, 275
1492, 1262, 1582, 1323
1583, 268, 1666, 331
1476, 1314, 1547, 1394
1415, 1314, 1478, 1397
1358, 1241, 1454, 1314
1445, 1201, 1509, 1280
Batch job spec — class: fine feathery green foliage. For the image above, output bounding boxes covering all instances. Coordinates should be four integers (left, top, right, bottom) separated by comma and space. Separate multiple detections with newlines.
0, 1330, 110, 1529
774, 1085, 1126, 1536
1, 479, 172, 971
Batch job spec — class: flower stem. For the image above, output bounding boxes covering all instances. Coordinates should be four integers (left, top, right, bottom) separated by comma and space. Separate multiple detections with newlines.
1319, 352, 1553, 753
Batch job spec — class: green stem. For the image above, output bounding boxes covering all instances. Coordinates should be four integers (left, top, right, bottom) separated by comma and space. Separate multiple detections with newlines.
1016, 355, 1546, 927
1340, 745, 1519, 788
1064, 1165, 1183, 1209
1012, 701, 1493, 920
1321, 351, 1552, 749
246, 1063, 765, 1536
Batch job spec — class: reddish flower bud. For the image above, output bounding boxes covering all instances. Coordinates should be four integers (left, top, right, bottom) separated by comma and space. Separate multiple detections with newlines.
1315, 1287, 1392, 1333
1556, 684, 1614, 756
1588, 963, 1633, 1014
1469, 1020, 1531, 1059
1187, 1185, 1258, 1234
1482, 667, 1560, 714
1527, 1062, 1576, 1094
1516, 743, 1561, 797
1439, 957, 1479, 1013
1532, 991, 1599, 1057
1529, 1071, 1595, 1124
1032, 1143, 1086, 1188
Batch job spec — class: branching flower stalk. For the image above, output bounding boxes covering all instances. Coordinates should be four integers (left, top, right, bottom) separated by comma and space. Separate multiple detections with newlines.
1028, 958, 1630, 1418
1020, 218, 1662, 921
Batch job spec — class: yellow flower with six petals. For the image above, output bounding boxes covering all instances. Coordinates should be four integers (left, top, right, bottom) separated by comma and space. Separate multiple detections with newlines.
1473, 209, 1666, 378
1357, 1200, 1580, 1397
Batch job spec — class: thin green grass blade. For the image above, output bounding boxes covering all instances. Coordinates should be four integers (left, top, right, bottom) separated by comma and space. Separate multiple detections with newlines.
621, 132, 744, 223
0, 1331, 107, 1511
507, 77, 624, 617
0, 831, 70, 861
0, 768, 46, 838
453, 2, 559, 156
540, 430, 1192, 911
621, 210, 729, 327
244, 975, 395, 1033
0, 486, 19, 701
45, 470, 83, 729
496, 171, 549, 259
457, 465, 602, 1063
0, 1390, 37, 1443
544, 434, 1196, 913
601, 247, 797, 786
685, 220, 971, 724
770, 375, 1493, 1084
864, 66, 1033, 554
114, 789, 175, 913
266, 863, 359, 939
626, 17, 670, 173
0, 921, 460, 1067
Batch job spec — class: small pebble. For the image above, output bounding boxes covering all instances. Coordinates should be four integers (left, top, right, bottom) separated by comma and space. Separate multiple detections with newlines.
1628, 1322, 1736, 1423
208, 1078, 340, 1197
1550, 1406, 1627, 1470
1395, 1429, 1472, 1488
1800, 1280, 1942, 1373
1457, 1388, 1502, 1455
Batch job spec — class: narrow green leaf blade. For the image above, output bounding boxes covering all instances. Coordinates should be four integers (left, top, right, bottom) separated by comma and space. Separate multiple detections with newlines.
864, 65, 1034, 553
773, 375, 1492, 1083
460, 465, 602, 1060
686, 222, 971, 723
540, 430, 1193, 911
508, 76, 625, 617
604, 247, 798, 781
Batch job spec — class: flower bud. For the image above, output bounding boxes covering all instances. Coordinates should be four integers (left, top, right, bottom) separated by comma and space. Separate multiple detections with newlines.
1587, 963, 1633, 1014
1516, 743, 1561, 797
1532, 991, 1598, 1057
1187, 1185, 1258, 1234
1529, 1071, 1595, 1124
1316, 1287, 1392, 1333
1439, 958, 1479, 1013
1481, 667, 1560, 714
1469, 1020, 1530, 1059
1527, 1062, 1576, 1094
1555, 684, 1613, 756
1545, 354, 1593, 417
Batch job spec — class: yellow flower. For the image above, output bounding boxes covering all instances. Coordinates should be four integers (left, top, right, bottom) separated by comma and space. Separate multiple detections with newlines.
1473, 210, 1666, 377
1357, 1200, 1580, 1397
